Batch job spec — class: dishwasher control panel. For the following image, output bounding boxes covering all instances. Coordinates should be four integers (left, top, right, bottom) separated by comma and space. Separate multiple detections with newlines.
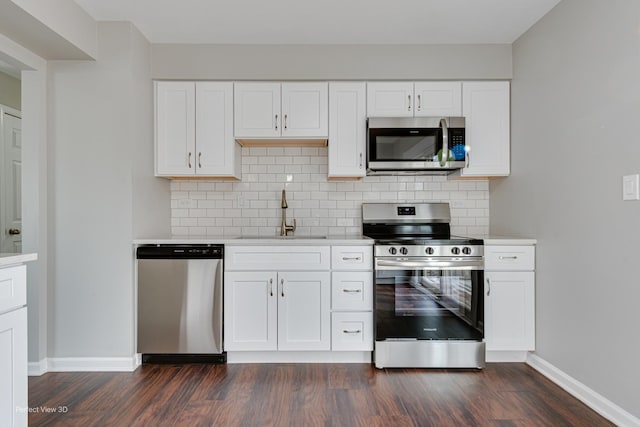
136, 244, 224, 259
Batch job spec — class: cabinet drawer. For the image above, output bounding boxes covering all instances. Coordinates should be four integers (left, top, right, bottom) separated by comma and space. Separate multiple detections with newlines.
331, 246, 373, 270
485, 246, 535, 271
226, 246, 330, 271
0, 265, 26, 314
332, 272, 373, 311
331, 312, 373, 351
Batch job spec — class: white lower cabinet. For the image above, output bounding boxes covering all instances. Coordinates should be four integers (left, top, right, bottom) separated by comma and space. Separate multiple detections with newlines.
0, 264, 28, 427
331, 312, 373, 351
330, 246, 374, 351
224, 244, 374, 358
484, 244, 536, 361
225, 271, 330, 351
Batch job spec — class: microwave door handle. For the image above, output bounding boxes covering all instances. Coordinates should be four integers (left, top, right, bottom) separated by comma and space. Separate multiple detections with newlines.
439, 118, 449, 167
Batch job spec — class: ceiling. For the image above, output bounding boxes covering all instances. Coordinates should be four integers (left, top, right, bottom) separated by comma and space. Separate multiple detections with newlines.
72, 0, 562, 45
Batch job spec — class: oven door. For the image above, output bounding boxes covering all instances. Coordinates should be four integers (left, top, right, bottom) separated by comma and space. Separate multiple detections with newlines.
374, 257, 484, 341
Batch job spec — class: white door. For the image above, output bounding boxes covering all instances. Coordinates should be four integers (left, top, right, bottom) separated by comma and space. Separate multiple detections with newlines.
1, 107, 21, 253
277, 271, 330, 351
234, 82, 281, 138
281, 82, 328, 138
414, 82, 462, 116
224, 272, 278, 351
195, 82, 240, 178
484, 271, 535, 351
461, 81, 510, 177
328, 82, 367, 178
155, 81, 196, 176
366, 82, 414, 117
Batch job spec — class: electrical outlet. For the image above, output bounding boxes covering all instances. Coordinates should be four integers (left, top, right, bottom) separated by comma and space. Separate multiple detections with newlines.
622, 174, 640, 200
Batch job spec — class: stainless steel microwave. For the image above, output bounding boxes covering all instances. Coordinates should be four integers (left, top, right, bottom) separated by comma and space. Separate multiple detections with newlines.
366, 117, 466, 175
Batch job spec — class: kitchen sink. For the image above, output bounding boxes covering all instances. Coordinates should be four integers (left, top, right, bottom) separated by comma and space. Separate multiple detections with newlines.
237, 235, 327, 239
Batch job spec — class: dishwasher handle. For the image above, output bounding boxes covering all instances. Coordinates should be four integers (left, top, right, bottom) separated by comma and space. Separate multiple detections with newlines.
136, 244, 224, 259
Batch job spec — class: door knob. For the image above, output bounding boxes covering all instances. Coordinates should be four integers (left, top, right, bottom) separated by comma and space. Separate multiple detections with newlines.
8, 228, 20, 235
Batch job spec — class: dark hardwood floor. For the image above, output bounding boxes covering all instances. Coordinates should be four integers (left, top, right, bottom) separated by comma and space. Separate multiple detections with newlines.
28, 363, 614, 427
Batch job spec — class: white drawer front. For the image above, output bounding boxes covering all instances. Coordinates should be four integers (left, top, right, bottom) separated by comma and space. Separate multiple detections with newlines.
485, 246, 535, 271
332, 272, 373, 311
0, 265, 27, 314
331, 312, 373, 351
226, 246, 331, 271
331, 246, 373, 270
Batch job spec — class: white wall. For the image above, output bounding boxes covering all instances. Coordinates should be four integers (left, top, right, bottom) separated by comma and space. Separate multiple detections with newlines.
152, 44, 512, 80
48, 22, 169, 359
490, 0, 640, 419
5, 0, 97, 59
171, 147, 489, 238
0, 71, 20, 109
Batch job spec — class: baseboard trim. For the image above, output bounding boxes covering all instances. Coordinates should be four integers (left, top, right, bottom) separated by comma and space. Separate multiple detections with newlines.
28, 359, 48, 376
45, 356, 140, 373
227, 351, 372, 364
486, 350, 529, 363
527, 353, 640, 427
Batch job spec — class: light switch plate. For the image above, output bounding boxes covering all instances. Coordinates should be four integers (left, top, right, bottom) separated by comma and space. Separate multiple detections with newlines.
623, 174, 640, 200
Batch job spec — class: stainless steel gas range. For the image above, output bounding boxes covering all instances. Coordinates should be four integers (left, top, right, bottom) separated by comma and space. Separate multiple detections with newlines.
362, 202, 485, 369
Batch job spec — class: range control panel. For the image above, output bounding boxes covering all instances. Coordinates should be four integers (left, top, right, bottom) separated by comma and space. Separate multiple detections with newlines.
374, 244, 483, 258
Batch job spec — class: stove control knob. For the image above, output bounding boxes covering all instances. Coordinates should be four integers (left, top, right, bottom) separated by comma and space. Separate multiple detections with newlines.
462, 247, 472, 255
451, 247, 461, 255
425, 247, 435, 255
389, 247, 397, 255
399, 247, 408, 255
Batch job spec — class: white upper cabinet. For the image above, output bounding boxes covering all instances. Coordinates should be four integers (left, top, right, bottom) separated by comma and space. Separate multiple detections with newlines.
366, 82, 414, 117
155, 81, 195, 176
328, 82, 367, 178
155, 81, 240, 179
233, 82, 281, 138
367, 82, 462, 117
459, 81, 510, 177
196, 82, 241, 176
281, 83, 328, 137
234, 82, 328, 140
413, 82, 462, 116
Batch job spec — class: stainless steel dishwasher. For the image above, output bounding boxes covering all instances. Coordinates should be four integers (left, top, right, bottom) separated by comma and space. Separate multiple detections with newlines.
136, 244, 225, 363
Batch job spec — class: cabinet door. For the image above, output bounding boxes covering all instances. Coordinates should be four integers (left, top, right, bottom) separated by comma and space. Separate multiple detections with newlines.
0, 307, 27, 427
234, 82, 281, 138
277, 271, 330, 351
484, 271, 535, 351
195, 82, 240, 178
331, 312, 373, 351
281, 82, 328, 138
331, 272, 372, 311
155, 81, 195, 176
328, 82, 367, 178
0, 265, 26, 314
414, 82, 462, 116
461, 81, 510, 177
366, 82, 414, 117
224, 272, 277, 351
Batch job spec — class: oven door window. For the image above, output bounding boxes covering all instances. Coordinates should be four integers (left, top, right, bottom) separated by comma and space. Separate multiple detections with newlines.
368, 128, 442, 162
375, 268, 483, 341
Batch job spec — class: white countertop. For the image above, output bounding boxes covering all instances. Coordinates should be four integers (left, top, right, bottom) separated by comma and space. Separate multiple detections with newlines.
483, 236, 537, 245
134, 235, 374, 246
0, 253, 38, 268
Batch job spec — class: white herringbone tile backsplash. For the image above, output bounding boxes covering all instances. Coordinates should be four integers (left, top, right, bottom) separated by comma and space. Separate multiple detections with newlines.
170, 147, 489, 237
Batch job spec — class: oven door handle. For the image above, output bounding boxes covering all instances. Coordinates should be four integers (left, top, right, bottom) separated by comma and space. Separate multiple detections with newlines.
376, 259, 484, 270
